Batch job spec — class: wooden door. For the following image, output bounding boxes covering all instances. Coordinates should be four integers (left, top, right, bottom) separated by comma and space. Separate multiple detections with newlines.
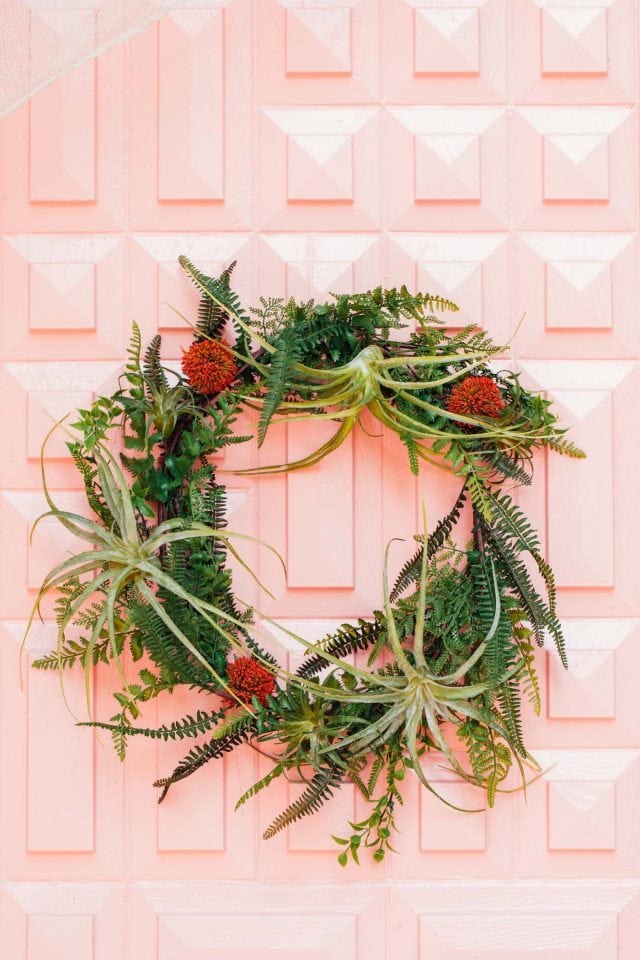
1, 1, 639, 956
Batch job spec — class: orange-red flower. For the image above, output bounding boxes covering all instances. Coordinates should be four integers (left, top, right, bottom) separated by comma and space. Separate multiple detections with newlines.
182, 339, 238, 395
226, 656, 276, 706
446, 376, 504, 430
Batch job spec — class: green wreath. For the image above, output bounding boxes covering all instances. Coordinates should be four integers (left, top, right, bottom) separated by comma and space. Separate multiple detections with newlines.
25, 259, 584, 865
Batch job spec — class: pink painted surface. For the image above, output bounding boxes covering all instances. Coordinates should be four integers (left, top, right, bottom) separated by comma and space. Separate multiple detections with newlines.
1, 1, 640, 955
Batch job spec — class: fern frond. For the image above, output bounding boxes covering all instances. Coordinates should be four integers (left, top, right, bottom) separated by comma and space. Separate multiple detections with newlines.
489, 451, 532, 487
68, 443, 113, 526
458, 720, 512, 807
110, 719, 128, 761
367, 753, 385, 797
153, 712, 256, 801
179, 255, 250, 342
257, 326, 303, 444
124, 320, 143, 390
400, 433, 419, 476
480, 517, 567, 666
515, 636, 541, 715
545, 437, 586, 459
32, 635, 111, 671
487, 492, 541, 553
143, 335, 168, 391
422, 293, 459, 313
82, 708, 228, 743
235, 763, 285, 810
390, 486, 467, 601
296, 619, 382, 679
462, 458, 494, 521
263, 765, 343, 840
194, 261, 237, 341
346, 758, 370, 799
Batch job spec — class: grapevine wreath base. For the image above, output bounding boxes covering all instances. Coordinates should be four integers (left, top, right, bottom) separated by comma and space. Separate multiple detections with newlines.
26, 261, 584, 864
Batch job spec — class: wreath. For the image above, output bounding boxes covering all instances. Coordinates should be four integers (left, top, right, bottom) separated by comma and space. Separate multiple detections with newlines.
25, 259, 584, 865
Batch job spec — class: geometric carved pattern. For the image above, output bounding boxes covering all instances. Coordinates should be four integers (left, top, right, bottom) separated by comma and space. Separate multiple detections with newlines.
287, 425, 355, 588
535, 749, 639, 852
515, 233, 638, 357
384, 0, 507, 103
414, 7, 480, 75
14, 237, 115, 333
415, 133, 480, 201
1, 883, 121, 959
29, 64, 97, 203
0, 362, 119, 498
257, 0, 378, 104
27, 915, 94, 960
389, 107, 499, 203
543, 133, 609, 201
128, 0, 252, 231
287, 133, 354, 201
513, 0, 633, 104
389, 881, 640, 958
1, 44, 125, 235
386, 106, 508, 228
390, 233, 509, 335
128, 883, 386, 957
548, 780, 616, 850
29, 262, 96, 331
1, 235, 125, 359
133, 234, 252, 333
3, 489, 89, 591
259, 232, 380, 300
518, 359, 635, 591
542, 6, 608, 76
261, 107, 378, 222
548, 619, 640, 722
158, 9, 224, 201
515, 107, 634, 227
419, 754, 487, 851
285, 7, 352, 75
545, 260, 612, 329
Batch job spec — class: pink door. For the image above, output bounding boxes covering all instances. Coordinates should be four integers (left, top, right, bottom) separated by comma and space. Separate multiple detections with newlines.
1, 1, 639, 956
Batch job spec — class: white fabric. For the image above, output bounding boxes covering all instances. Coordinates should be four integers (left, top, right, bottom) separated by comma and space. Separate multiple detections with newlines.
0, 0, 185, 118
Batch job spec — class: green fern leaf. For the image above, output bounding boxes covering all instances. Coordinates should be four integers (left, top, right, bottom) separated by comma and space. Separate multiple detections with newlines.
257, 326, 303, 445
390, 486, 467, 601
143, 335, 168, 391
263, 765, 343, 840
235, 763, 285, 810
153, 713, 256, 802
296, 618, 382, 679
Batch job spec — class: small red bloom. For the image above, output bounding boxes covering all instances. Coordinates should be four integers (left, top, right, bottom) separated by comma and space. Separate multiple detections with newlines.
226, 656, 276, 706
446, 375, 504, 431
182, 339, 238, 395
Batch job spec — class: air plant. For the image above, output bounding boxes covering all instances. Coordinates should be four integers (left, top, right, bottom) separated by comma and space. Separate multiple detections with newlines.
233, 679, 366, 809
256, 509, 529, 810
22, 432, 284, 711
178, 258, 584, 518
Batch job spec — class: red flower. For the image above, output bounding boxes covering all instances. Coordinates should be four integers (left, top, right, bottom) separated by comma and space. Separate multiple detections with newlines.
226, 656, 276, 706
446, 376, 504, 431
182, 339, 238, 395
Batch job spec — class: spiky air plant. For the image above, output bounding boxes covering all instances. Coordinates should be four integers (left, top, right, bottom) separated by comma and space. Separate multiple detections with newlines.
178, 257, 584, 520
256, 511, 528, 811
232, 680, 366, 814
23, 436, 284, 711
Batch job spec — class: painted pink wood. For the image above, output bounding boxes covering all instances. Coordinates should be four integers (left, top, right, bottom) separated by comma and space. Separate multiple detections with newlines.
1, 1, 639, 956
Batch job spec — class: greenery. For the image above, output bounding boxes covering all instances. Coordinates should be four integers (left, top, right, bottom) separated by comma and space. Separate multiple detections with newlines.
25, 260, 584, 864
180, 257, 583, 520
